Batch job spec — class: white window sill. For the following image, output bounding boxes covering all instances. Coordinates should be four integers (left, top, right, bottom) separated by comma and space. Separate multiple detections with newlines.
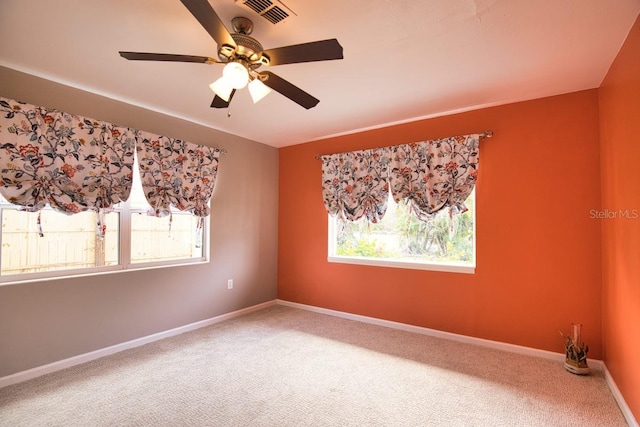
0, 258, 209, 287
328, 256, 475, 274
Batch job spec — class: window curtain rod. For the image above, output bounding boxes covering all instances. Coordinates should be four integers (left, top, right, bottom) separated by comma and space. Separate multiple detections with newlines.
314, 130, 493, 160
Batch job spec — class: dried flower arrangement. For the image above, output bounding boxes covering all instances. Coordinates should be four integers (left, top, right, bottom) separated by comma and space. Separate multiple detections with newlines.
561, 323, 590, 375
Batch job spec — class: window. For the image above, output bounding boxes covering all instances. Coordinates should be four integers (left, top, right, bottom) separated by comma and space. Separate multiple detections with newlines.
0, 159, 207, 284
328, 191, 475, 274
127, 162, 204, 265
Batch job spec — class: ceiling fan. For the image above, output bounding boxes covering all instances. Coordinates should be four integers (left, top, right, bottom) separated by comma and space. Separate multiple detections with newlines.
119, 0, 343, 110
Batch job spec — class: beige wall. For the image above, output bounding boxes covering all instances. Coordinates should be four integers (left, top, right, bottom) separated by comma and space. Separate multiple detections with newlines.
0, 66, 279, 377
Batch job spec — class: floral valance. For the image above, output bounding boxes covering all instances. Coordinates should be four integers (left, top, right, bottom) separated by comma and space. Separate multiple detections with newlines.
0, 96, 222, 235
0, 97, 136, 239
136, 131, 221, 218
321, 148, 391, 223
320, 134, 480, 223
389, 134, 480, 221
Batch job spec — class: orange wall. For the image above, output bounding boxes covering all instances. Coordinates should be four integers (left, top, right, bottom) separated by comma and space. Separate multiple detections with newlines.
279, 90, 603, 358
599, 15, 640, 419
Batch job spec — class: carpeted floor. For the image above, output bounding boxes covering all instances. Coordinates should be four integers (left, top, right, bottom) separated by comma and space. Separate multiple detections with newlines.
0, 305, 628, 426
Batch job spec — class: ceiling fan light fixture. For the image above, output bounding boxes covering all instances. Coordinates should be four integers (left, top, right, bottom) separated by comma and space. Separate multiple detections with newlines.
222, 61, 249, 89
209, 77, 234, 102
248, 78, 272, 103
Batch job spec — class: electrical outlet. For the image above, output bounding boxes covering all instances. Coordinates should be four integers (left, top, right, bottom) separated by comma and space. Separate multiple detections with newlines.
227, 279, 233, 290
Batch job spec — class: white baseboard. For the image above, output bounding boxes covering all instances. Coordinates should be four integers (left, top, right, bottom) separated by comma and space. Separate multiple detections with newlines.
277, 299, 586, 365
603, 363, 639, 427
275, 300, 640, 420
0, 300, 277, 389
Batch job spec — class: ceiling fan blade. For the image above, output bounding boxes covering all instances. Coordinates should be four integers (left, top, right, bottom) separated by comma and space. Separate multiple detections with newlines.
119, 52, 217, 63
262, 39, 343, 66
259, 71, 319, 109
210, 90, 236, 108
180, 0, 236, 49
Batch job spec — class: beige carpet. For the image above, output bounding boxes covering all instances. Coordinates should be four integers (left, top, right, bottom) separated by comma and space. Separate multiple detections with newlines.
0, 305, 627, 426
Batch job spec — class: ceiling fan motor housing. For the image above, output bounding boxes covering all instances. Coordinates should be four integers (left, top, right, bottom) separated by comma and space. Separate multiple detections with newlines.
217, 17, 269, 67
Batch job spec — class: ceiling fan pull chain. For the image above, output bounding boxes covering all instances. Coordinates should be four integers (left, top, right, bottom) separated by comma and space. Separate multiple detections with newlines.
227, 107, 232, 118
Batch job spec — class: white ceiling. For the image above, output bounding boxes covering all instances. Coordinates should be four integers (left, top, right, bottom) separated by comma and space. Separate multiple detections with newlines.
0, 0, 638, 147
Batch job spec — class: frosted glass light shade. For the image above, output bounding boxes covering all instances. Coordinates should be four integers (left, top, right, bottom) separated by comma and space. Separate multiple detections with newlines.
209, 77, 234, 102
222, 62, 249, 89
248, 78, 272, 103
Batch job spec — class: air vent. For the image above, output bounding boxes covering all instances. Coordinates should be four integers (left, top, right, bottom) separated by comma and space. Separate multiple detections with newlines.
236, 0, 296, 25
243, 0, 272, 14
261, 5, 288, 24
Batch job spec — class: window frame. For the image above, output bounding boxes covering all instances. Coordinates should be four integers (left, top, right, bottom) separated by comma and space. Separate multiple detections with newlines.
326, 193, 476, 275
0, 170, 210, 286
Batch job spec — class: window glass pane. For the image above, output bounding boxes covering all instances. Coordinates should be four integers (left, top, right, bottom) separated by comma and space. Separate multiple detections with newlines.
130, 213, 203, 264
1, 155, 208, 282
330, 191, 474, 266
1, 209, 119, 276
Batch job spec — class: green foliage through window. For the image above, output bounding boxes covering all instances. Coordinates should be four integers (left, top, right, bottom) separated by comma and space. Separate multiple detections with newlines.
331, 192, 474, 266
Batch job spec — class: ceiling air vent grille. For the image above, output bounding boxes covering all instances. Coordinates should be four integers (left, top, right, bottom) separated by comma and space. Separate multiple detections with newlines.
262, 5, 288, 24
243, 0, 272, 14
237, 0, 295, 25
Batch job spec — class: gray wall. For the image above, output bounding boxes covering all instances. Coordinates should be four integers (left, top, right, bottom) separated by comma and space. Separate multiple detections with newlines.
0, 66, 279, 377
